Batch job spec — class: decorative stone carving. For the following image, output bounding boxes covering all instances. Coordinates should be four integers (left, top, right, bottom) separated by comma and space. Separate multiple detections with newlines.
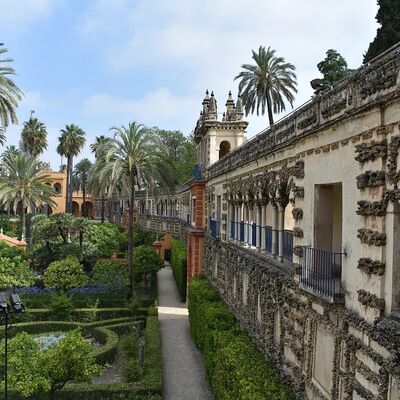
387, 135, 400, 184
293, 245, 303, 257
356, 200, 387, 216
356, 171, 386, 189
293, 186, 304, 198
354, 139, 387, 163
293, 227, 304, 238
357, 289, 385, 311
357, 228, 386, 246
292, 208, 303, 220
292, 161, 305, 179
357, 258, 385, 276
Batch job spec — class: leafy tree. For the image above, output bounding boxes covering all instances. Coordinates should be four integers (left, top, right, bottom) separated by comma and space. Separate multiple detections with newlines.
91, 259, 129, 291
44, 256, 88, 291
20, 116, 48, 158
57, 124, 86, 214
0, 153, 56, 241
317, 49, 351, 85
0, 330, 103, 399
150, 128, 196, 184
73, 158, 92, 217
133, 245, 163, 289
90, 223, 123, 257
364, 0, 400, 63
0, 43, 23, 141
235, 46, 297, 126
0, 256, 33, 289
99, 122, 174, 297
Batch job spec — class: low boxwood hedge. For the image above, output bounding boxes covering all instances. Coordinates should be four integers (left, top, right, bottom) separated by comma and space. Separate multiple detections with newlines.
92, 326, 119, 365
188, 278, 296, 400
170, 239, 187, 301
142, 315, 162, 393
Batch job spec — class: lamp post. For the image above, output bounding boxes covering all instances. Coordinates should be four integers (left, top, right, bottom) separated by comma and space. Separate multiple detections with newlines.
0, 294, 25, 400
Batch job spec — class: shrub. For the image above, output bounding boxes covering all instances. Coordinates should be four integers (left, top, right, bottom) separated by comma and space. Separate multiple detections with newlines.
0, 329, 103, 399
188, 278, 295, 400
91, 259, 129, 291
90, 223, 122, 257
170, 239, 187, 301
0, 240, 26, 258
133, 246, 163, 290
142, 315, 162, 393
133, 230, 157, 247
0, 256, 33, 290
91, 327, 119, 365
49, 293, 75, 320
44, 256, 88, 291
120, 330, 141, 382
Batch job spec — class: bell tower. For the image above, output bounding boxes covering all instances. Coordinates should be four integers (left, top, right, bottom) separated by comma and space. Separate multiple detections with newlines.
194, 90, 248, 170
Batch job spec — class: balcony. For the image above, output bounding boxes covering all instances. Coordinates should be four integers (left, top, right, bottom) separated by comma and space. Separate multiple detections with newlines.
210, 219, 220, 240
300, 247, 344, 303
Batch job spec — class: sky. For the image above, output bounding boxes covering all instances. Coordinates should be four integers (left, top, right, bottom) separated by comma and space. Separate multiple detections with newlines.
1, 0, 379, 170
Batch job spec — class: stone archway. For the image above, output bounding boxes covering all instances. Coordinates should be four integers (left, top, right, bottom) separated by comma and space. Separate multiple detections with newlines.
83, 201, 94, 218
219, 140, 231, 159
72, 201, 80, 217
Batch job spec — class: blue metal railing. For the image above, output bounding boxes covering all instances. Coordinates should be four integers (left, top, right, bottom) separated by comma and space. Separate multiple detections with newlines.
210, 219, 220, 240
240, 222, 245, 242
193, 164, 202, 180
265, 226, 273, 252
300, 247, 344, 302
283, 230, 293, 262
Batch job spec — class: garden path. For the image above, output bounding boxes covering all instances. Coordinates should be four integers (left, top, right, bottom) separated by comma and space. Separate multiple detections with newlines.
157, 263, 213, 400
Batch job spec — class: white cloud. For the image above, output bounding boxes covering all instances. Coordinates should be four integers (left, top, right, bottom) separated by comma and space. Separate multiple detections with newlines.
0, 0, 54, 30
78, 0, 378, 137
83, 88, 199, 132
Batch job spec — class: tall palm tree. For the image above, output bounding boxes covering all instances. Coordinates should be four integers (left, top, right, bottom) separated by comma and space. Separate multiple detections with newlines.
57, 124, 86, 214
100, 122, 174, 297
234, 46, 297, 126
73, 158, 92, 217
0, 153, 56, 241
0, 43, 23, 139
21, 116, 48, 157
90, 135, 111, 223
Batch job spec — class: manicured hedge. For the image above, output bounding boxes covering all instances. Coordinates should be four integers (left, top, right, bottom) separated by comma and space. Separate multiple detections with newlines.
188, 278, 296, 400
170, 239, 187, 301
92, 326, 119, 365
142, 314, 162, 393
11, 307, 148, 323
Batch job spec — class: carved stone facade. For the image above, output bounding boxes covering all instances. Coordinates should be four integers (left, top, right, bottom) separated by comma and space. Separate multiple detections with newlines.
127, 46, 400, 399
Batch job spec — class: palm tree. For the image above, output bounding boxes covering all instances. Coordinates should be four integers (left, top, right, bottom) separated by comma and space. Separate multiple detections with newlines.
57, 124, 86, 214
0, 43, 23, 138
21, 116, 48, 157
90, 135, 111, 223
0, 153, 56, 241
234, 46, 297, 126
73, 158, 92, 217
100, 122, 174, 297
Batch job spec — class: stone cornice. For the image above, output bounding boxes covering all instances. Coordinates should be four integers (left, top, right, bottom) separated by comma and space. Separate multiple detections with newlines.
206, 45, 400, 179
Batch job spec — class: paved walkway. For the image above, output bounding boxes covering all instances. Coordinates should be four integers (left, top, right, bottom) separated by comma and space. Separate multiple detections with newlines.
157, 263, 213, 400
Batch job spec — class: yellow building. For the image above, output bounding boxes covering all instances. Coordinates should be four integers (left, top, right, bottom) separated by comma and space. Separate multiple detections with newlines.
44, 166, 94, 217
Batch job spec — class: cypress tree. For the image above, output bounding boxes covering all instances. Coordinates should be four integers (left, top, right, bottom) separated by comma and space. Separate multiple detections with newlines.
364, 0, 400, 63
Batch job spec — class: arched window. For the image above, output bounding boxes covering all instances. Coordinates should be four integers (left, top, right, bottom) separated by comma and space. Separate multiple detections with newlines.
219, 141, 231, 159
54, 183, 62, 194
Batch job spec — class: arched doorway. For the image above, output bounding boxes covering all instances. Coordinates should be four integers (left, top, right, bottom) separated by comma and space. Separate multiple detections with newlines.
82, 201, 94, 218
219, 140, 231, 159
72, 201, 80, 217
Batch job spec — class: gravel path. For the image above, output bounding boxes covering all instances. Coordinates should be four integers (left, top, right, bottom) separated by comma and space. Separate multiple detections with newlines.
157, 263, 213, 400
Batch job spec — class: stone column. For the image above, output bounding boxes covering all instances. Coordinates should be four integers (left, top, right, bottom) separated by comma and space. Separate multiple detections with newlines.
256, 204, 262, 249
278, 203, 285, 262
243, 203, 248, 244
271, 203, 278, 257
261, 203, 266, 250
